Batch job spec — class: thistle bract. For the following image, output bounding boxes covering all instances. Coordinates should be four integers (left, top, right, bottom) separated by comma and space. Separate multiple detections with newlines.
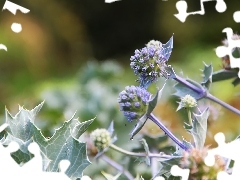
118, 86, 151, 122
130, 37, 173, 88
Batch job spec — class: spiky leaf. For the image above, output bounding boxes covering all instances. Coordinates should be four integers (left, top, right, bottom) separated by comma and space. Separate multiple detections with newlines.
232, 77, 240, 86
2, 102, 94, 179
158, 157, 181, 178
201, 63, 213, 89
33, 118, 94, 179
130, 85, 165, 139
190, 108, 209, 149
139, 138, 150, 166
212, 69, 238, 82
5, 102, 44, 142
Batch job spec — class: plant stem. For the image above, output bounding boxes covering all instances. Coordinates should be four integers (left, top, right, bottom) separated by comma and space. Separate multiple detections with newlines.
187, 109, 193, 126
101, 154, 134, 180
173, 73, 240, 116
206, 93, 240, 116
150, 148, 159, 179
109, 144, 181, 158
148, 113, 189, 151
173, 75, 205, 96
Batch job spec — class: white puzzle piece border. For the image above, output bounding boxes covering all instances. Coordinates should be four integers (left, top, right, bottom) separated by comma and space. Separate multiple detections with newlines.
0, 124, 71, 180
215, 28, 240, 78
175, 0, 227, 22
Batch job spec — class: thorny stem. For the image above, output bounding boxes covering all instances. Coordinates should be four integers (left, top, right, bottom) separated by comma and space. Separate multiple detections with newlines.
148, 113, 189, 151
173, 75, 205, 96
109, 144, 181, 158
173, 74, 240, 116
101, 154, 134, 180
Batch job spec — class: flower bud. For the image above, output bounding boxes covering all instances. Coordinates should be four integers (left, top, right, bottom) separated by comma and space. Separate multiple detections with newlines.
146, 40, 162, 49
118, 86, 151, 122
130, 43, 170, 88
130, 37, 173, 88
181, 94, 197, 108
90, 129, 111, 151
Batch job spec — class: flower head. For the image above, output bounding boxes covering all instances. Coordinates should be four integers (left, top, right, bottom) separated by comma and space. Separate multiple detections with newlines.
130, 38, 173, 88
180, 148, 225, 180
118, 86, 151, 122
180, 94, 197, 109
146, 40, 162, 49
90, 128, 111, 151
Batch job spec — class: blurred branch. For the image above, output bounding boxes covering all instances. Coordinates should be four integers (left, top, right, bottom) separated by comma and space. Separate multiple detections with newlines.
101, 154, 134, 180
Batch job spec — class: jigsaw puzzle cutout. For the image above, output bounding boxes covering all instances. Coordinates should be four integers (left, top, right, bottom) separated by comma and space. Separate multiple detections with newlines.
170, 165, 190, 180
233, 11, 240, 23
105, 0, 121, 3
215, 27, 240, 78
175, 0, 227, 22
0, 1, 30, 51
0, 123, 71, 180
204, 132, 240, 180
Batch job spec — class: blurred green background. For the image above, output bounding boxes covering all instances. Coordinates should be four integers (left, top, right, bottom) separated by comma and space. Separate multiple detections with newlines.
0, 0, 240, 178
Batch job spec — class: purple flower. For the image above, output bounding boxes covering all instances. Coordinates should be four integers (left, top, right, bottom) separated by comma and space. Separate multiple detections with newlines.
118, 86, 152, 122
130, 37, 173, 88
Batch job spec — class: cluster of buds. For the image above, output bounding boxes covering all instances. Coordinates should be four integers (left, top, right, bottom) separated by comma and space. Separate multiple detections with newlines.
118, 38, 173, 122
130, 46, 170, 88
90, 128, 111, 151
177, 94, 197, 111
118, 85, 151, 122
130, 37, 173, 88
180, 148, 225, 180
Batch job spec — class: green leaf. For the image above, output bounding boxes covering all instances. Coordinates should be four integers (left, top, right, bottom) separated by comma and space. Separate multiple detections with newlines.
33, 117, 94, 179
130, 85, 165, 139
3, 102, 93, 179
212, 69, 238, 82
129, 114, 148, 140
174, 139, 193, 156
139, 138, 150, 166
5, 102, 44, 142
101, 171, 121, 180
201, 63, 213, 89
3, 102, 45, 164
158, 157, 181, 178
190, 108, 209, 149
173, 78, 204, 100
232, 77, 240, 86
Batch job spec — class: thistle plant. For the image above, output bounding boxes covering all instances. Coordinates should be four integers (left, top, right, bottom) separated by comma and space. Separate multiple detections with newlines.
2, 34, 240, 180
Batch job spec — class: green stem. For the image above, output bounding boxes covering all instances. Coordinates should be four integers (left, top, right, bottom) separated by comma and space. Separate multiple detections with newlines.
187, 109, 193, 126
109, 144, 181, 158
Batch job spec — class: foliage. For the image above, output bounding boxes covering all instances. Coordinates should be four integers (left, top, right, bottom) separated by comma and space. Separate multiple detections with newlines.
1, 102, 94, 179
1, 34, 240, 180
